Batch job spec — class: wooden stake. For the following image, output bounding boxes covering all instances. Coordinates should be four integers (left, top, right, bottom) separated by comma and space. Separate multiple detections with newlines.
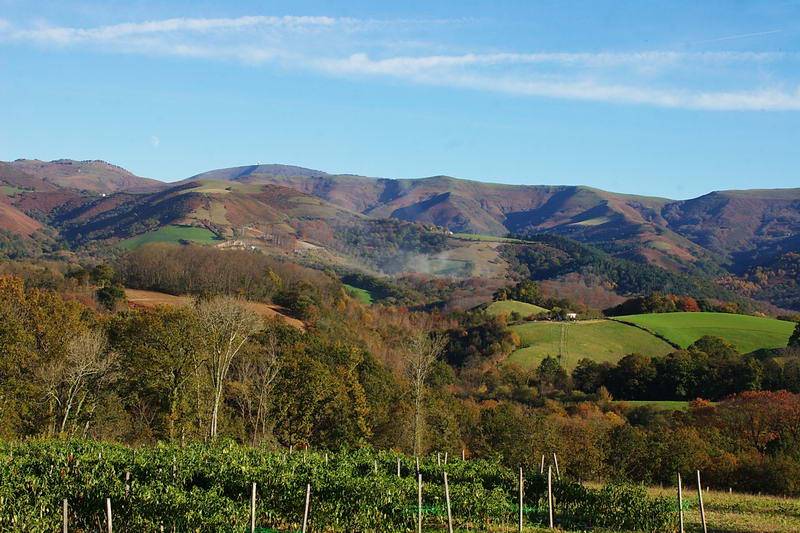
547, 466, 554, 529
437, 452, 441, 466
518, 466, 524, 532
417, 473, 423, 533
444, 451, 448, 465
62, 499, 68, 533
461, 449, 465, 461
106, 498, 113, 533
397, 457, 401, 478
697, 470, 707, 533
250, 482, 257, 533
444, 472, 453, 533
677, 473, 684, 533
302, 483, 311, 533
415, 456, 420, 474
553, 452, 560, 480
125, 472, 130, 499
540, 454, 545, 475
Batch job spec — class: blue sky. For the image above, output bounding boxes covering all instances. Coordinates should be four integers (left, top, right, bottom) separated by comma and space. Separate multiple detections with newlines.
1, 0, 799, 198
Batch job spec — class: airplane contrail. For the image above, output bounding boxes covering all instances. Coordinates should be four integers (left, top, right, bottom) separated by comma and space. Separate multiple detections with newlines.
695, 29, 782, 44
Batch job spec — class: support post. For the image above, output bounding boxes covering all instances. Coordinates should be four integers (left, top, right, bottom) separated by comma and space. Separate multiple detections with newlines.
397, 457, 401, 478
417, 473, 423, 533
302, 483, 311, 533
677, 473, 684, 533
518, 466, 524, 532
250, 482, 257, 533
547, 466, 554, 529
697, 470, 707, 533
461, 449, 465, 461
540, 454, 545, 475
62, 499, 68, 533
553, 452, 560, 480
444, 472, 453, 533
106, 498, 113, 533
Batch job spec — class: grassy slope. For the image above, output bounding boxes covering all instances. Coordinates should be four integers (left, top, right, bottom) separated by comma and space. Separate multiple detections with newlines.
507, 320, 673, 371
124, 289, 305, 330
613, 312, 795, 353
613, 400, 690, 411
119, 225, 220, 250
344, 284, 373, 304
646, 486, 800, 533
486, 300, 548, 318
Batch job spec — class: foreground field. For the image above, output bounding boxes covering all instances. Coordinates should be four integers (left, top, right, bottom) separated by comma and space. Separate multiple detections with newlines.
613, 312, 795, 353
647, 486, 800, 533
507, 320, 674, 370
0, 441, 673, 532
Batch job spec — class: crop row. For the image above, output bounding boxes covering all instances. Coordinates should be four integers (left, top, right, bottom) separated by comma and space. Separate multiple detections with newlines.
0, 440, 675, 532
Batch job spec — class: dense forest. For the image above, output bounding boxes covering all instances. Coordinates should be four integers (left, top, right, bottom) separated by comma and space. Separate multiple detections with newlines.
2, 243, 800, 499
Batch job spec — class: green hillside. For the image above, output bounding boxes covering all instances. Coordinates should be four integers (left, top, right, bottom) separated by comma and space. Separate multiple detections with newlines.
486, 299, 548, 318
613, 312, 795, 353
344, 284, 373, 304
507, 320, 673, 371
119, 225, 220, 250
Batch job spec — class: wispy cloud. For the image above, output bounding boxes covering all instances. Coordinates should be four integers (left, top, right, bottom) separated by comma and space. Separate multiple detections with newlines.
1, 16, 799, 111
694, 29, 782, 44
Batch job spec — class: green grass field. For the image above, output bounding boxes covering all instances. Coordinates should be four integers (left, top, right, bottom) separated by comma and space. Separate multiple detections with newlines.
647, 486, 800, 533
0, 185, 24, 196
344, 284, 373, 304
507, 320, 674, 371
613, 312, 795, 353
450, 232, 525, 243
119, 225, 221, 250
486, 300, 548, 318
613, 400, 691, 411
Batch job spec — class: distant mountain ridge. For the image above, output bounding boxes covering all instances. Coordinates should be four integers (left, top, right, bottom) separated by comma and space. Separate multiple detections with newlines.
2, 159, 799, 303
185, 164, 800, 273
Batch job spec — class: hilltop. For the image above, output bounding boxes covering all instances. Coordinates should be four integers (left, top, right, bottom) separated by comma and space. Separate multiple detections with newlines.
2, 158, 800, 311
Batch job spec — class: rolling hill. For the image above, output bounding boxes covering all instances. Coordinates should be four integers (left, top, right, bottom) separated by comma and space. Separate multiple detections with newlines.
612, 312, 796, 353
507, 319, 675, 371
2, 157, 800, 310
485, 299, 548, 318
9, 159, 163, 194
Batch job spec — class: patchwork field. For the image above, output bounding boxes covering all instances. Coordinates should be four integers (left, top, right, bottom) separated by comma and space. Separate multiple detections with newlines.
612, 312, 795, 353
119, 225, 220, 249
485, 299, 548, 318
507, 319, 674, 371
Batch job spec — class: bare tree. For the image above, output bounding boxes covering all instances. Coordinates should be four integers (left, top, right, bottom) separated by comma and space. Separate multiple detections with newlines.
403, 331, 447, 456
39, 329, 115, 436
231, 328, 283, 445
195, 296, 262, 439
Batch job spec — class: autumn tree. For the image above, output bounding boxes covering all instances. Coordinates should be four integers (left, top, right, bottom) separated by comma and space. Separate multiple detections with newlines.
230, 322, 297, 445
195, 296, 262, 439
402, 331, 447, 456
39, 329, 116, 436
110, 306, 204, 440
790, 322, 800, 348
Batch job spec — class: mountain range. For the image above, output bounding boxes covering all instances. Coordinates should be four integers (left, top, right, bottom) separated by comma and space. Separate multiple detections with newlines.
2, 158, 799, 310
